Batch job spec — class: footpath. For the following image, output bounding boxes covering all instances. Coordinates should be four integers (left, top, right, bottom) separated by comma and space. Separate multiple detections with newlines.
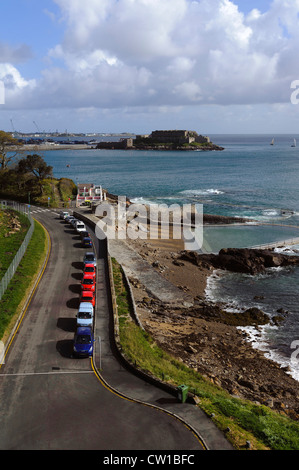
75, 208, 234, 451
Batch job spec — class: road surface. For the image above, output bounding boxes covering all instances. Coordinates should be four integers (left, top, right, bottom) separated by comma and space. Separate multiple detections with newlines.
0, 206, 205, 451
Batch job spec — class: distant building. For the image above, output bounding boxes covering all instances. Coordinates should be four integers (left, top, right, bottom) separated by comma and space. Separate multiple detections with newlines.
96, 138, 133, 150
76, 183, 104, 206
150, 130, 210, 145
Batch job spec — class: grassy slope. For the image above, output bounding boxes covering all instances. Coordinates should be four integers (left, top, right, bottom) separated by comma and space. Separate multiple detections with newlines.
0, 217, 48, 342
0, 209, 31, 278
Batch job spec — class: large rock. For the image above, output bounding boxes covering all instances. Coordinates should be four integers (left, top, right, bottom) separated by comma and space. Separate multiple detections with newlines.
180, 248, 299, 275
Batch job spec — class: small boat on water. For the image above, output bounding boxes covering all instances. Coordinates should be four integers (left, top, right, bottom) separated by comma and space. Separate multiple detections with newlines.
291, 139, 296, 147
270, 138, 274, 145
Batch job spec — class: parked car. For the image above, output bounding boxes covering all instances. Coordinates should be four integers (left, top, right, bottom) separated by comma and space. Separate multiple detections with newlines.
73, 327, 94, 357
75, 221, 86, 233
82, 236, 92, 248
80, 230, 90, 240
83, 252, 97, 267
70, 218, 79, 228
81, 274, 96, 291
83, 263, 96, 278
80, 290, 95, 307
60, 211, 69, 219
76, 302, 94, 328
65, 215, 75, 223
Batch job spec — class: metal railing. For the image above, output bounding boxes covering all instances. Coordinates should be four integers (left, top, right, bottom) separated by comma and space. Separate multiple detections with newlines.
0, 201, 34, 300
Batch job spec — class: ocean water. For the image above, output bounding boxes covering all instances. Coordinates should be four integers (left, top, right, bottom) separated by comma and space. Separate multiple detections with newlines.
41, 133, 299, 380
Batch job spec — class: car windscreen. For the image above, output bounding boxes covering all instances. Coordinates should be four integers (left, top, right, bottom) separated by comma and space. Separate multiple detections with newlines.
78, 312, 92, 319
76, 335, 92, 344
82, 278, 94, 284
84, 267, 94, 272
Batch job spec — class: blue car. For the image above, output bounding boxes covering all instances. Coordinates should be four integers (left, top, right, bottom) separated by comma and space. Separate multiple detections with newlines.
82, 236, 92, 247
73, 327, 94, 358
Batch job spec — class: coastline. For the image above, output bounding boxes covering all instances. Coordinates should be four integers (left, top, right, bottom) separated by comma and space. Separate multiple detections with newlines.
119, 211, 299, 420
14, 143, 92, 152
14, 141, 224, 153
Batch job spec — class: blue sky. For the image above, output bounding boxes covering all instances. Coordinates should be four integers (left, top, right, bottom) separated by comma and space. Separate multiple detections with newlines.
1, 0, 299, 134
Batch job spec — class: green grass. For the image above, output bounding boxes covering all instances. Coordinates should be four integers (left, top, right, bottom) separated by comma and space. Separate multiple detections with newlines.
111, 257, 299, 451
0, 209, 31, 278
34, 177, 77, 208
0, 218, 47, 341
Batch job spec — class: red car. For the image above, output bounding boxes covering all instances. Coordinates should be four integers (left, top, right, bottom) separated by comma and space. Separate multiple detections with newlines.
80, 290, 95, 307
83, 263, 96, 279
81, 274, 96, 292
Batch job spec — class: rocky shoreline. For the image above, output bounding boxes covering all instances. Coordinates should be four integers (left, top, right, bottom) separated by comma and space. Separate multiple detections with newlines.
131, 143, 225, 151
124, 219, 299, 420
181, 246, 299, 275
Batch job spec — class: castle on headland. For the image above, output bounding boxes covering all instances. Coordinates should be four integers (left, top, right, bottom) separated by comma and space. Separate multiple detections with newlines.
96, 130, 223, 151
140, 130, 210, 145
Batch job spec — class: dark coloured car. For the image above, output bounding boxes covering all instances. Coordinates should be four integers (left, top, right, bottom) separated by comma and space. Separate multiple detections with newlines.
83, 252, 97, 267
73, 327, 94, 357
82, 236, 92, 247
80, 230, 90, 240
65, 215, 75, 223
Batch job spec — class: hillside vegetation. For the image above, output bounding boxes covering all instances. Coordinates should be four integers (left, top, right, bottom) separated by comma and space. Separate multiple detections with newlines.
0, 166, 77, 207
0, 209, 47, 341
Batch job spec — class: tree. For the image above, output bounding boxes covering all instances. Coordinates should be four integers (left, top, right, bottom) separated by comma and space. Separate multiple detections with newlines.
0, 130, 22, 170
17, 154, 53, 193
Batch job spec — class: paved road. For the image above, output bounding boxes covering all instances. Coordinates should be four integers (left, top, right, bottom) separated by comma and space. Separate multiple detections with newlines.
0, 207, 206, 451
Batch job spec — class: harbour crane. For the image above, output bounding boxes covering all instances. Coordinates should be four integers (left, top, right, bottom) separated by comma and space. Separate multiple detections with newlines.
33, 121, 41, 134
10, 119, 19, 138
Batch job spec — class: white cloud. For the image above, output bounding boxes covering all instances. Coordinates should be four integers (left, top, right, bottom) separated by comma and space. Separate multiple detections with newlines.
0, 64, 36, 97
3, 0, 299, 113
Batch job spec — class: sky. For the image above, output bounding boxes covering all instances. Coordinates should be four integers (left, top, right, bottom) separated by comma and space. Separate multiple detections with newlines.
1, 0, 299, 135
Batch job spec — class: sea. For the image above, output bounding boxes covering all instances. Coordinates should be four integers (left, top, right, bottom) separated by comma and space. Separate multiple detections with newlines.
40, 133, 299, 381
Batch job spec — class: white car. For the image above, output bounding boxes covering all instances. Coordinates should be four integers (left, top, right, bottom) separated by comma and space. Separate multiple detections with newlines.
60, 211, 69, 219
76, 302, 94, 328
75, 221, 86, 233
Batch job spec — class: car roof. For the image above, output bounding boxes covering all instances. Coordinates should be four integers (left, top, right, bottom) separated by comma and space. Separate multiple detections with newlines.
76, 326, 92, 335
78, 302, 93, 310
81, 290, 95, 298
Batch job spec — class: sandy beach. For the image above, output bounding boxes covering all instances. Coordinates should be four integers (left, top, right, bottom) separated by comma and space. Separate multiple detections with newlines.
123, 220, 299, 420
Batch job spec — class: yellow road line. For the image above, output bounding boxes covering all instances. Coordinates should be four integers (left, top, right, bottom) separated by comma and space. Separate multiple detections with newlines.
0, 218, 207, 450
90, 357, 207, 450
